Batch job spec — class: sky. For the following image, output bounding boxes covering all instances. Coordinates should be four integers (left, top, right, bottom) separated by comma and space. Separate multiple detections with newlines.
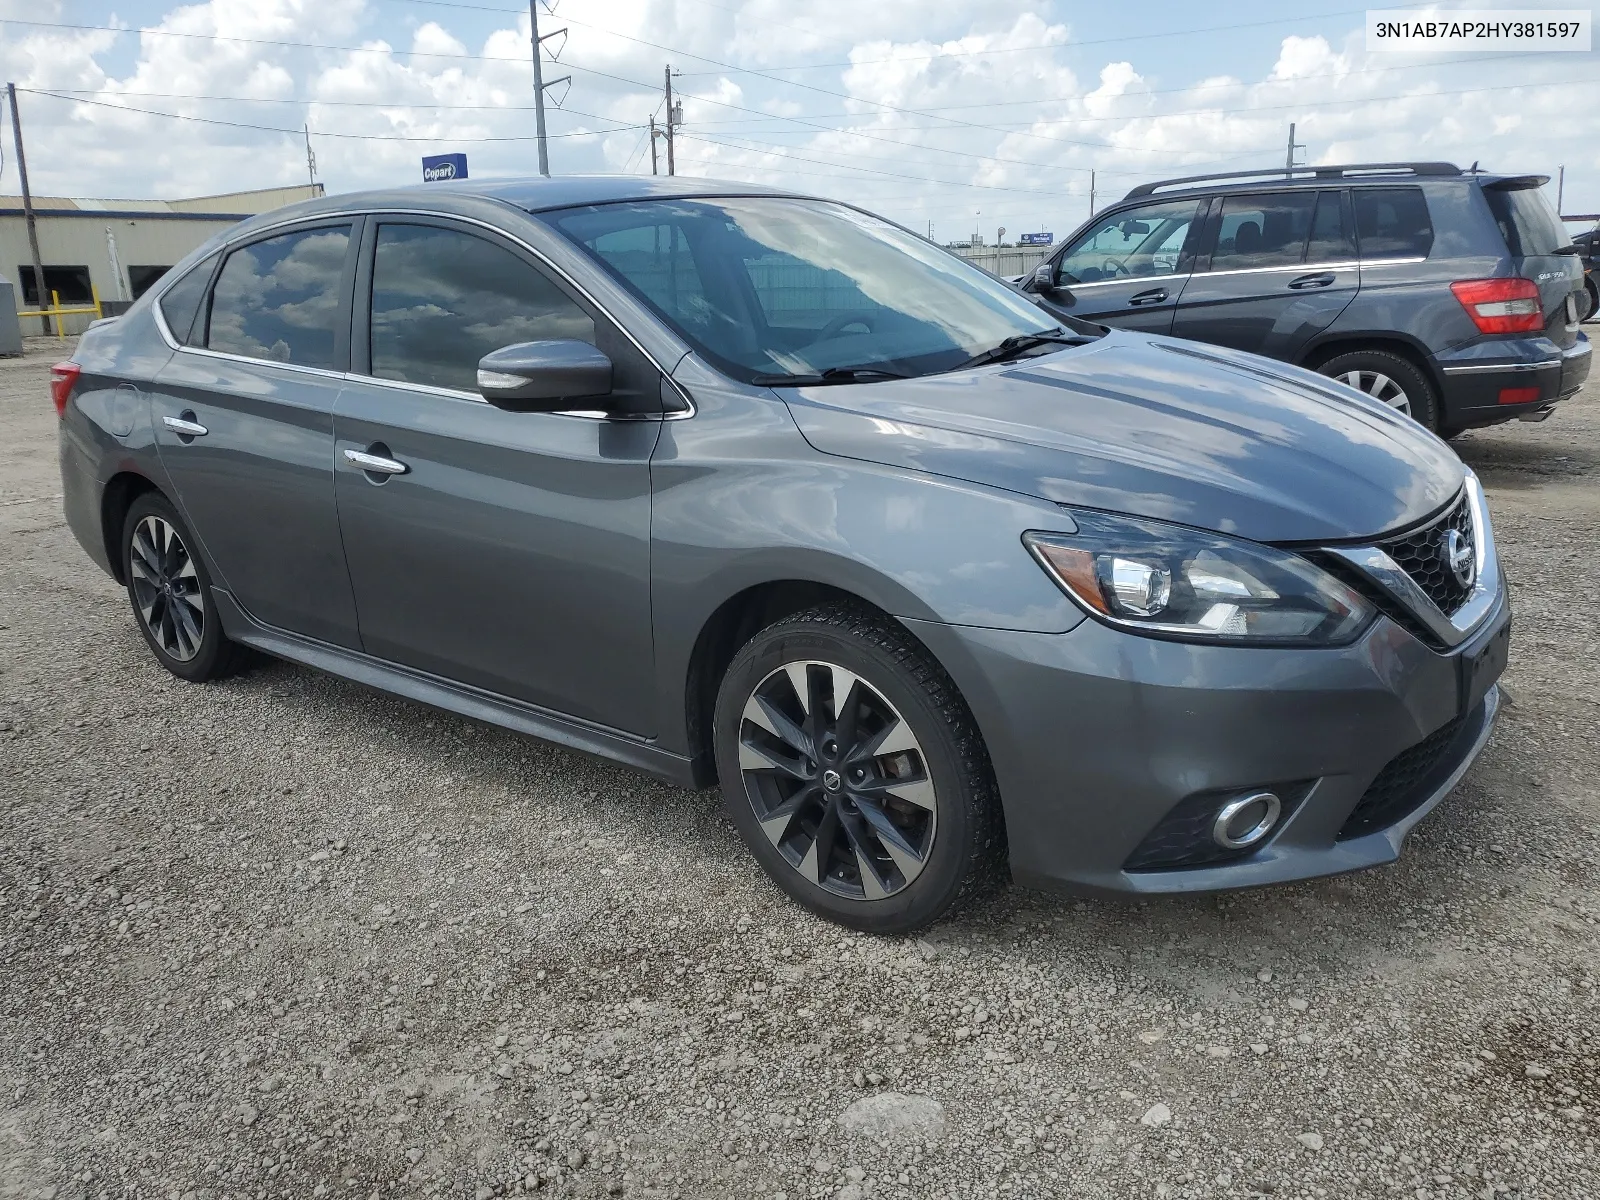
1, 0, 1596, 242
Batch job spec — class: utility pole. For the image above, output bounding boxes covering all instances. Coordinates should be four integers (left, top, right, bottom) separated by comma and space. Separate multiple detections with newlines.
664, 66, 678, 175
649, 116, 659, 175
1285, 122, 1304, 174
303, 124, 317, 192
6, 83, 49, 334
528, 2, 570, 177
1557, 164, 1565, 214
1088, 170, 1095, 220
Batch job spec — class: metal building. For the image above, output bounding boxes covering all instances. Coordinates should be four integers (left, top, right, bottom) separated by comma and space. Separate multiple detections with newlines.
0, 184, 323, 336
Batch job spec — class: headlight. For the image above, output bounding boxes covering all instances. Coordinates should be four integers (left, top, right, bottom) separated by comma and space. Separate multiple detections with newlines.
1024, 511, 1372, 646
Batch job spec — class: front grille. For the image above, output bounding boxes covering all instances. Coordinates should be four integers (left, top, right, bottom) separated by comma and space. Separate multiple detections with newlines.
1337, 713, 1468, 840
1376, 492, 1474, 617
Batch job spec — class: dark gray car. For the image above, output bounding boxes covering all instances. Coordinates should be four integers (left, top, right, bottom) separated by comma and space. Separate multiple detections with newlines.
54, 177, 1510, 933
1019, 162, 1591, 435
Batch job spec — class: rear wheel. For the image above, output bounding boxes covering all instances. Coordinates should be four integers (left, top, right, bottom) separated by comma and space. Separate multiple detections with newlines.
121, 492, 246, 682
1315, 348, 1440, 432
712, 604, 1005, 934
1581, 278, 1598, 324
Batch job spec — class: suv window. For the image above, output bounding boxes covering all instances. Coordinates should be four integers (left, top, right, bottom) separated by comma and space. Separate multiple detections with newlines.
1353, 188, 1434, 259
1210, 192, 1316, 270
1305, 191, 1356, 262
207, 226, 351, 367
369, 224, 595, 393
1056, 199, 1201, 285
157, 254, 217, 345
1485, 185, 1572, 257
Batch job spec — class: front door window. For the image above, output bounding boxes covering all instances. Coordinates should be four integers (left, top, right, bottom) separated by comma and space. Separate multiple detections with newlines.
1055, 199, 1202, 285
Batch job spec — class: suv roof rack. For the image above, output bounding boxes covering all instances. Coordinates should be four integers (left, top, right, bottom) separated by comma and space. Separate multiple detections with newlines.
1123, 162, 1462, 201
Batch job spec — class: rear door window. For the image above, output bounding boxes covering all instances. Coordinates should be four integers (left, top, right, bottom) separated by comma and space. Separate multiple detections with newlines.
1305, 191, 1356, 262
1485, 185, 1572, 257
1353, 188, 1434, 259
1209, 192, 1316, 270
206, 225, 352, 368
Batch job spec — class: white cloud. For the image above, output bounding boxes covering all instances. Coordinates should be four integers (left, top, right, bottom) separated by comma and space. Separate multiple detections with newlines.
0, 0, 1594, 238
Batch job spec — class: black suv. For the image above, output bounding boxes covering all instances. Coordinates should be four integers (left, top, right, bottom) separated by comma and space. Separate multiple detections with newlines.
1019, 162, 1591, 435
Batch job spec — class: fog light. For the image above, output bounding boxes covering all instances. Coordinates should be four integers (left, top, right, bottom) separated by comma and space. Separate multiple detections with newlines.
1211, 791, 1282, 850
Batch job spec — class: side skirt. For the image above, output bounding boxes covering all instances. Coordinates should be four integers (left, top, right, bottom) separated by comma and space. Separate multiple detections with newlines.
211, 588, 702, 790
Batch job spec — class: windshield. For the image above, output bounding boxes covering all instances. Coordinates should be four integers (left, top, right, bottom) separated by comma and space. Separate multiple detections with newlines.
547, 197, 1091, 383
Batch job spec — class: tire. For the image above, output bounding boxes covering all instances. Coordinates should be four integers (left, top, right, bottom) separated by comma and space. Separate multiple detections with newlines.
121, 492, 247, 683
1582, 279, 1598, 324
712, 603, 1006, 934
1315, 348, 1440, 432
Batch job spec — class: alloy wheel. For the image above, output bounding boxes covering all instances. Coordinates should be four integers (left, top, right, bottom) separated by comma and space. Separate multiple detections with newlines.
1339, 369, 1411, 416
736, 660, 937, 901
129, 515, 205, 661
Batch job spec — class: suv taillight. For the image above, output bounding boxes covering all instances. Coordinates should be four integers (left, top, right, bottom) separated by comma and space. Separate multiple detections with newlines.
1449, 278, 1543, 334
50, 362, 81, 418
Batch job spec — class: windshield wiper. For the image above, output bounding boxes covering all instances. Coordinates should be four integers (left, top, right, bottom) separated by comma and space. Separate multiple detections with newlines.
751, 364, 913, 386
953, 329, 1091, 371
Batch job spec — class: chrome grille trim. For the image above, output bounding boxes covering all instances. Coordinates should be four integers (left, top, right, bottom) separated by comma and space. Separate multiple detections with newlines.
1323, 471, 1500, 649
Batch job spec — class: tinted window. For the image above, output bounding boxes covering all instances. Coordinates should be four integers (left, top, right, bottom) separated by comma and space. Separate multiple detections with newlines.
207, 226, 351, 367
1305, 191, 1356, 262
368, 224, 595, 393
156, 255, 216, 345
1485, 185, 1572, 257
1056, 199, 1201, 284
1210, 192, 1316, 270
1353, 188, 1434, 259
129, 265, 176, 300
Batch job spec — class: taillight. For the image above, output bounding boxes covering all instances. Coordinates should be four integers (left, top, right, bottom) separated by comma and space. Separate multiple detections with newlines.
50, 362, 81, 418
1449, 278, 1543, 335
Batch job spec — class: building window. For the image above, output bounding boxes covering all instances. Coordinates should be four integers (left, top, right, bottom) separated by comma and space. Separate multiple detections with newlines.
17, 266, 94, 307
128, 266, 176, 300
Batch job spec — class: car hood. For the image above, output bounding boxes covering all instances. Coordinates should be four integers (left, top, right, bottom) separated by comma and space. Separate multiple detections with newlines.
779, 331, 1464, 544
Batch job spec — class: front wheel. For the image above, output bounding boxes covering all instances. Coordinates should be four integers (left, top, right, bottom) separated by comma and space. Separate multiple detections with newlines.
1315, 348, 1440, 431
121, 492, 247, 682
712, 604, 1005, 934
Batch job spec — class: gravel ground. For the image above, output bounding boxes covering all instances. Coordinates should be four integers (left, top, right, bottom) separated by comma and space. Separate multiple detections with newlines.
1, 336, 1597, 1200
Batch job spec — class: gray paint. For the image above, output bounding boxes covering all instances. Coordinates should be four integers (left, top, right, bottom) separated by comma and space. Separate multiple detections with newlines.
56, 176, 1508, 899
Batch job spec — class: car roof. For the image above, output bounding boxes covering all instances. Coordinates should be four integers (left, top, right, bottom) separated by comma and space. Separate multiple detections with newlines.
1118, 163, 1542, 205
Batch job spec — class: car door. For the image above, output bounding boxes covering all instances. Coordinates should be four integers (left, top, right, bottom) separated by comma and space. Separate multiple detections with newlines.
332, 217, 661, 734
1027, 197, 1207, 334
149, 219, 363, 649
1170, 189, 1359, 358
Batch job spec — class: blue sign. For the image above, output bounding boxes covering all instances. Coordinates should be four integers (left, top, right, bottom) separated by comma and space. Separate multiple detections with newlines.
422, 153, 468, 183
1019, 232, 1054, 246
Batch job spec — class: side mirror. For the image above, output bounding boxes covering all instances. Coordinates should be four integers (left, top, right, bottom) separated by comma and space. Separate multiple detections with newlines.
477, 339, 613, 412
1031, 261, 1056, 292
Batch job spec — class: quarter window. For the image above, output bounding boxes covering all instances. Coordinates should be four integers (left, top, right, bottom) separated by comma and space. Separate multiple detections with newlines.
1353, 188, 1434, 259
1055, 199, 1201, 285
368, 224, 595, 393
206, 226, 351, 368
157, 254, 217, 345
1209, 193, 1317, 270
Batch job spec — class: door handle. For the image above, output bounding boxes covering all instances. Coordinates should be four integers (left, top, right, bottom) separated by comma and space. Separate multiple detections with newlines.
344, 448, 409, 476
1288, 273, 1336, 290
1128, 288, 1169, 306
162, 414, 208, 437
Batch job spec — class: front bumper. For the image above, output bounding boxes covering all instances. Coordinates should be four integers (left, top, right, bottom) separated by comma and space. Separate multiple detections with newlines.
904, 584, 1508, 898
1435, 333, 1590, 429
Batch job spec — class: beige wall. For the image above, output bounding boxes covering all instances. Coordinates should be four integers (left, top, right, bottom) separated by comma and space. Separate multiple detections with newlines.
0, 213, 240, 334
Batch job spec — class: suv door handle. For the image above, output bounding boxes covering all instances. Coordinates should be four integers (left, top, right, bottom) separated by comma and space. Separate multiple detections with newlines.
344, 447, 410, 476
1287, 272, 1336, 290
162, 414, 208, 437
1128, 287, 1169, 306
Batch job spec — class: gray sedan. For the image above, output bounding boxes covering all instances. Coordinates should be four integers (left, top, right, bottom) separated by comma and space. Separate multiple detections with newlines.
54, 176, 1509, 933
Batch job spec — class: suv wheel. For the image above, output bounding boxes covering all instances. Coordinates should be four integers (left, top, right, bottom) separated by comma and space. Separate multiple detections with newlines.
712, 604, 1005, 934
1316, 349, 1439, 431
121, 492, 246, 682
